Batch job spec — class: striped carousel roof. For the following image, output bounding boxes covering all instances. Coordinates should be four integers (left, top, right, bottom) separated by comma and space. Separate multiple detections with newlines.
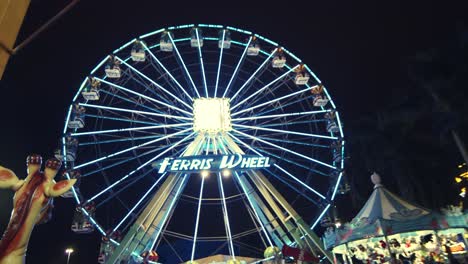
352, 173, 431, 223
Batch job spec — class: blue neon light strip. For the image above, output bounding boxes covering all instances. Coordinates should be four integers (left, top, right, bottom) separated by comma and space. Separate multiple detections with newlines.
214, 29, 225, 97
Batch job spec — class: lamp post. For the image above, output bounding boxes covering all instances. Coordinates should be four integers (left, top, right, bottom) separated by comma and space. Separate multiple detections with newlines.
65, 248, 74, 264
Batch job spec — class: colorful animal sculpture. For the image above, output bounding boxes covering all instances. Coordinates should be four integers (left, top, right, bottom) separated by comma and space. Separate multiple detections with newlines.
0, 155, 76, 264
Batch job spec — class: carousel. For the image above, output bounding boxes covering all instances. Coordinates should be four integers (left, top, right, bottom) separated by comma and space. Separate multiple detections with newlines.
322, 173, 468, 264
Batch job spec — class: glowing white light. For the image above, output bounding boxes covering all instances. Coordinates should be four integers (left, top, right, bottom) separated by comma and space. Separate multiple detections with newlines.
201, 170, 209, 178
193, 98, 231, 133
222, 169, 231, 177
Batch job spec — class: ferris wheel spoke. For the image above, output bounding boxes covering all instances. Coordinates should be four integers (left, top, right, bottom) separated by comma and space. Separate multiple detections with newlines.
112, 172, 169, 231
115, 56, 193, 110
248, 80, 313, 112
272, 165, 327, 200
79, 130, 190, 145
250, 135, 330, 149
167, 33, 200, 98
96, 168, 155, 208
71, 123, 191, 137
232, 124, 336, 140
97, 145, 185, 224
78, 134, 176, 146
214, 30, 226, 97
230, 48, 277, 102
234, 173, 273, 248
149, 174, 189, 252
120, 68, 177, 108
232, 129, 336, 170
233, 172, 274, 247
231, 135, 329, 177
81, 142, 188, 178
231, 65, 299, 111
98, 89, 169, 121
74, 128, 192, 170
83, 113, 162, 126
217, 140, 275, 247
96, 77, 192, 116
79, 103, 192, 122
235, 74, 291, 113
263, 168, 320, 206
141, 42, 194, 100
190, 174, 205, 262
232, 109, 330, 122
212, 138, 235, 256
252, 95, 316, 120
217, 172, 236, 259
245, 114, 320, 132
85, 132, 195, 202
222, 37, 252, 98
254, 119, 327, 129
195, 28, 208, 97
232, 85, 315, 117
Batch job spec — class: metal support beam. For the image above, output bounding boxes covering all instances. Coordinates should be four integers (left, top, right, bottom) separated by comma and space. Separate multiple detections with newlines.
107, 136, 205, 263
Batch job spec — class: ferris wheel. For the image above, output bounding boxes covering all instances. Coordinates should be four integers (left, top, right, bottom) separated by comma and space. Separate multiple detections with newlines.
58, 24, 345, 263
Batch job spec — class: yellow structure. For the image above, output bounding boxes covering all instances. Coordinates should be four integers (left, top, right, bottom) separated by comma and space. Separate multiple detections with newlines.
0, 0, 30, 79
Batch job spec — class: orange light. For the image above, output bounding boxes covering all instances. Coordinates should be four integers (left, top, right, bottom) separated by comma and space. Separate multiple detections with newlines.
460, 187, 466, 198
455, 177, 463, 183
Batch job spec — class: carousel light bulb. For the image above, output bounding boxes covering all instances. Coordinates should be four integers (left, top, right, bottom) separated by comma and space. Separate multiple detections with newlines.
334, 219, 342, 228
455, 177, 463, 183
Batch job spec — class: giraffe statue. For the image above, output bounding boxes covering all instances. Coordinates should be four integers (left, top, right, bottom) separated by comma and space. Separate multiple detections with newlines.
0, 154, 76, 264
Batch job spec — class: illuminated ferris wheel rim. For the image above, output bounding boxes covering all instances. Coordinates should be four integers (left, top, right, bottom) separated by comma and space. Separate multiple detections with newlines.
61, 23, 345, 257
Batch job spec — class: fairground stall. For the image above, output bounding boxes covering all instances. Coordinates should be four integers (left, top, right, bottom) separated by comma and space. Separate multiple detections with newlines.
323, 173, 468, 264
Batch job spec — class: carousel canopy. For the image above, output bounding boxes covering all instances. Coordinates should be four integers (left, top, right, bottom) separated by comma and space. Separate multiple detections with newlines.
322, 173, 468, 250
352, 173, 430, 224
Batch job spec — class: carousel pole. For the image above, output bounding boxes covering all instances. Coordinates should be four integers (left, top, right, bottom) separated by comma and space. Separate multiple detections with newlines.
383, 235, 393, 261
344, 243, 353, 264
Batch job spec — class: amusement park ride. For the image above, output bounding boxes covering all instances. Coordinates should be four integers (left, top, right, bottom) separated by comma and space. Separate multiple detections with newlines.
55, 24, 346, 263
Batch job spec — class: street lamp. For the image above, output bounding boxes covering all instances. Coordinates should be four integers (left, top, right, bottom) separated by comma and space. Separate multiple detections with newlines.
65, 248, 74, 264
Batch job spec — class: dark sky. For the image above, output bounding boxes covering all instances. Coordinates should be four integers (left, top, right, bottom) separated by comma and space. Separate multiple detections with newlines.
0, 1, 467, 263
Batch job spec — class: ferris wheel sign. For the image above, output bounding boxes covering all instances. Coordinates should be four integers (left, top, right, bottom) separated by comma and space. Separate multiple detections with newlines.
156, 154, 273, 173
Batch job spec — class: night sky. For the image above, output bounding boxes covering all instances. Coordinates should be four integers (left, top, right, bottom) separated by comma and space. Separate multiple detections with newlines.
0, 1, 467, 263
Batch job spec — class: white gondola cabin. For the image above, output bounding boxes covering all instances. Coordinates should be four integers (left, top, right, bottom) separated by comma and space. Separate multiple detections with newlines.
160, 31, 174, 52
98, 231, 121, 264
68, 104, 85, 129
327, 120, 340, 133
313, 95, 329, 107
62, 136, 78, 162
311, 84, 329, 107
82, 77, 100, 100
131, 40, 146, 62
71, 203, 95, 234
190, 28, 204, 48
105, 56, 121, 78
333, 151, 342, 163
272, 49, 286, 68
247, 37, 260, 56
218, 29, 231, 49
294, 72, 310, 85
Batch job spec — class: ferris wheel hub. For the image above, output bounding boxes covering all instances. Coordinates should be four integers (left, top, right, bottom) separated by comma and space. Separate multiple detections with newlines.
193, 97, 232, 133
